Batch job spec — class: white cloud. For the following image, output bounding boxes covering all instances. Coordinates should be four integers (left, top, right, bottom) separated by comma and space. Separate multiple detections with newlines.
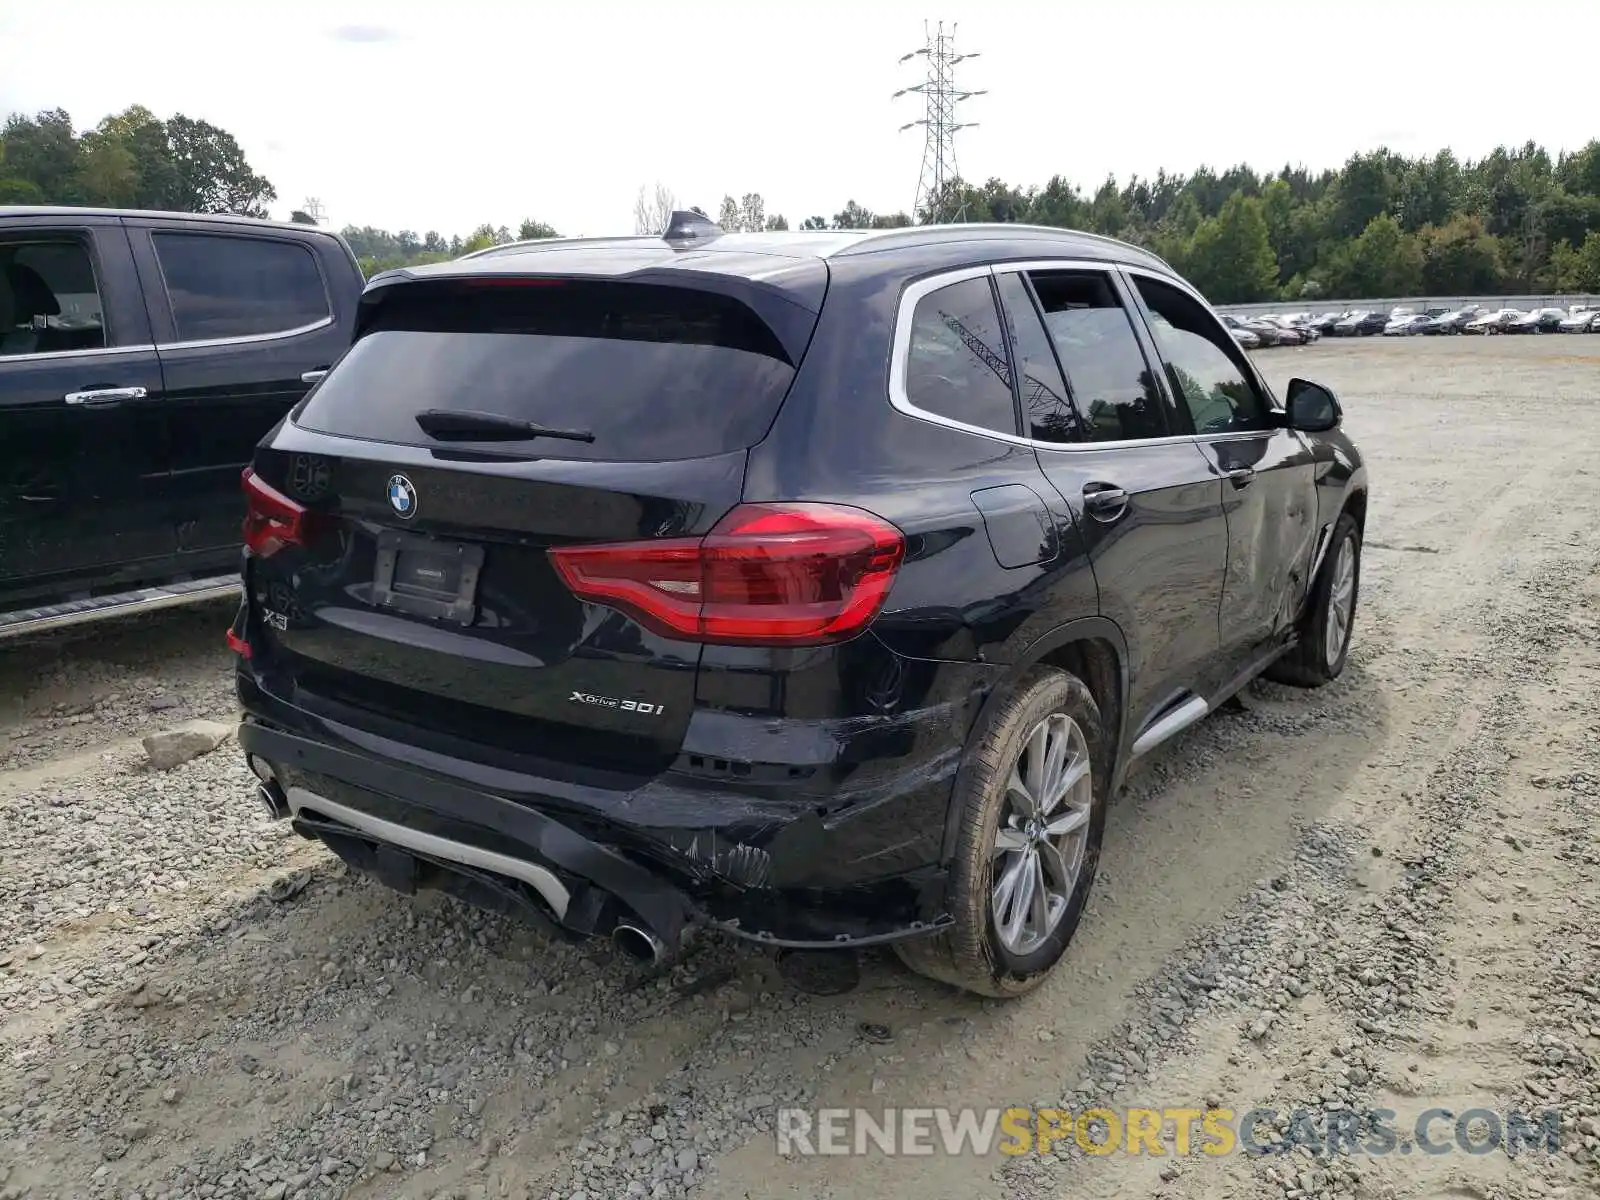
0, 0, 1595, 238
329, 24, 400, 44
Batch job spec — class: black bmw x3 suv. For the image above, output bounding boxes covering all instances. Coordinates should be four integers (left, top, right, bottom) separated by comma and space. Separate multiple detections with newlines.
233, 212, 1367, 997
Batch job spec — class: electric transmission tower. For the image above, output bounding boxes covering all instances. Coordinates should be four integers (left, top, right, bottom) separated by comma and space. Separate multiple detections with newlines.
894, 22, 985, 224
301, 197, 327, 225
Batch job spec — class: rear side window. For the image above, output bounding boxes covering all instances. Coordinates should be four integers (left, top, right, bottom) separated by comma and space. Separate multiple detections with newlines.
153, 232, 329, 342
1028, 270, 1168, 443
902, 276, 1018, 436
294, 279, 800, 463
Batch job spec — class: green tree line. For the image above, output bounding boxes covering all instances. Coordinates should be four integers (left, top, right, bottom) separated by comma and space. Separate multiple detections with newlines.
681, 143, 1600, 300
292, 145, 1600, 297
899, 140, 1600, 300
6, 106, 1598, 299
338, 219, 559, 275
1, 106, 277, 216
0, 106, 560, 277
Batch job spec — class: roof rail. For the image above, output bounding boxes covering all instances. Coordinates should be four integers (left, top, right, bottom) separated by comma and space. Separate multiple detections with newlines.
456, 237, 561, 261
456, 211, 728, 261
455, 234, 653, 261
835, 221, 1174, 271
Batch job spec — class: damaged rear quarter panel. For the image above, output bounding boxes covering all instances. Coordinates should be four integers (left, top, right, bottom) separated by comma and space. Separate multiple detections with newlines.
654, 635, 1002, 888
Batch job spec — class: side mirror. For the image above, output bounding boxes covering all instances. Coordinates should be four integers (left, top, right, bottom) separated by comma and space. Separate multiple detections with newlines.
1285, 378, 1341, 432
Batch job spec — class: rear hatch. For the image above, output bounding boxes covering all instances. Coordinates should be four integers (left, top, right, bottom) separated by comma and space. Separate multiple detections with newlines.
243, 266, 822, 780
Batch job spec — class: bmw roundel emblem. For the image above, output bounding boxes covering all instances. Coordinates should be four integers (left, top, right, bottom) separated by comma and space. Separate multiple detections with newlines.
387, 474, 418, 519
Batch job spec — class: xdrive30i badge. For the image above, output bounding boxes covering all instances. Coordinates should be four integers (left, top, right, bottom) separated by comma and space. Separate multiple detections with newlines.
569, 691, 665, 716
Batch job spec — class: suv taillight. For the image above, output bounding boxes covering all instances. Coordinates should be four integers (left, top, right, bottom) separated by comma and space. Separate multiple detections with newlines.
242, 467, 322, 557
548, 502, 905, 647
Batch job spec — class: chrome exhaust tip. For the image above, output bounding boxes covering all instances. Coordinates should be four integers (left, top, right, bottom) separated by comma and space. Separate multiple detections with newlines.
257, 779, 289, 821
612, 922, 665, 965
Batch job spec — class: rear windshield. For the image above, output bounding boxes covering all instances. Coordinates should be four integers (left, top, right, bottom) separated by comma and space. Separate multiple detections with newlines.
294, 279, 798, 462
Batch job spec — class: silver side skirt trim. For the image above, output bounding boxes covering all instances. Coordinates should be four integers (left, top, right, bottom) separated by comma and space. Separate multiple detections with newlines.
285, 786, 572, 919
1129, 694, 1210, 759
0, 575, 240, 640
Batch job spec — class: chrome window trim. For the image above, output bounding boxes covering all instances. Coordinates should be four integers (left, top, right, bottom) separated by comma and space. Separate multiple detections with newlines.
154, 314, 334, 352
1032, 430, 1206, 454
0, 343, 159, 365
1193, 429, 1277, 445
887, 259, 1205, 454
0, 312, 330, 360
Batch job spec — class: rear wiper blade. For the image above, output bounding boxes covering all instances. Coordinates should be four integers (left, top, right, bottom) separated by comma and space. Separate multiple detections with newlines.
413, 409, 595, 443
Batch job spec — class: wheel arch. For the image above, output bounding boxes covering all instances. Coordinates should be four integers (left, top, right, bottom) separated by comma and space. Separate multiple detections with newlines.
938, 616, 1130, 863
1342, 485, 1368, 534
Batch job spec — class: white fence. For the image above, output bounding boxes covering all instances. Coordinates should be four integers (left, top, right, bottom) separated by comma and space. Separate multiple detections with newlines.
1214, 295, 1600, 318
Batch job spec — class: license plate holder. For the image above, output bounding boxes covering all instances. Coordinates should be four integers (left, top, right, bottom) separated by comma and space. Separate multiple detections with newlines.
372, 530, 484, 626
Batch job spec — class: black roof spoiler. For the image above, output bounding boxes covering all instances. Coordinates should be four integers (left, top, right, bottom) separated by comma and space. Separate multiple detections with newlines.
355, 261, 825, 366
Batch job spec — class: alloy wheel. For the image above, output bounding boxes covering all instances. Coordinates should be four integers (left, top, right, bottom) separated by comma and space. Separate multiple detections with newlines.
1325, 535, 1356, 666
991, 713, 1094, 957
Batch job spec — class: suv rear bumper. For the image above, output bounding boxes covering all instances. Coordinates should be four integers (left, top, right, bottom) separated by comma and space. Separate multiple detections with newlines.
235, 662, 990, 952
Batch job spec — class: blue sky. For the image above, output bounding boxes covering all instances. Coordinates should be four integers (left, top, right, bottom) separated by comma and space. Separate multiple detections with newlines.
1, 0, 1595, 237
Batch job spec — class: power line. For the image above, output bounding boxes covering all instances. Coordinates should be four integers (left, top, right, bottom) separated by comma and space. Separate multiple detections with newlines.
893, 21, 985, 224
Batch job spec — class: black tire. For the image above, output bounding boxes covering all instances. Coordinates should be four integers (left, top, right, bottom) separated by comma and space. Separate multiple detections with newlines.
1266, 510, 1362, 688
893, 668, 1108, 998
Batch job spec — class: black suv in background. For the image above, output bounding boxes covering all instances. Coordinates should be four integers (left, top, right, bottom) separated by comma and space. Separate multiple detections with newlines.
234, 214, 1368, 998
0, 208, 364, 638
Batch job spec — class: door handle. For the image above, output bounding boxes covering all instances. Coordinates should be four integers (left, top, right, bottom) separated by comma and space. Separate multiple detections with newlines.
1226, 467, 1256, 488
64, 386, 148, 407
301, 369, 328, 384
1082, 482, 1129, 522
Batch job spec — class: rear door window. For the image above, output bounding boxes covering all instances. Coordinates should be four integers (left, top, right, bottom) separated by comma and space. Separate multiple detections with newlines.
294, 279, 802, 462
153, 232, 330, 342
1027, 269, 1170, 443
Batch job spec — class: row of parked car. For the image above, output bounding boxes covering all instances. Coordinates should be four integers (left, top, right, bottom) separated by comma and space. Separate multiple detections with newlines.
1220, 303, 1600, 347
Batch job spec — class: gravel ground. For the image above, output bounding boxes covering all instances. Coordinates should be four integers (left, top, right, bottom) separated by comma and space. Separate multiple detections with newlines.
3, 334, 1599, 1200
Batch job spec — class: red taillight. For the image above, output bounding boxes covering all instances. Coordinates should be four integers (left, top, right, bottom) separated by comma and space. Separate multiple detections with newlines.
241, 467, 321, 557
547, 503, 906, 646
226, 629, 252, 658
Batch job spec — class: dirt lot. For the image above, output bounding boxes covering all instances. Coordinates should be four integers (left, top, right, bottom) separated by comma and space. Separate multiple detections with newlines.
3, 334, 1599, 1200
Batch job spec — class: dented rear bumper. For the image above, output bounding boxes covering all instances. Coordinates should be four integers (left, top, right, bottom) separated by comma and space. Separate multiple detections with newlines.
234, 655, 998, 949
